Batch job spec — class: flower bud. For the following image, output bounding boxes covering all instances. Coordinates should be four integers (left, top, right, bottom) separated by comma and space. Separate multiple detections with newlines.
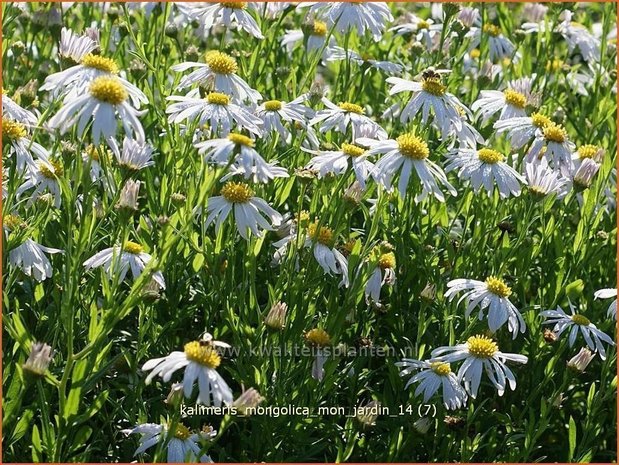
23, 342, 54, 376
116, 179, 140, 212
567, 348, 594, 373
356, 400, 381, 427
413, 416, 433, 434
265, 301, 287, 330
233, 388, 264, 415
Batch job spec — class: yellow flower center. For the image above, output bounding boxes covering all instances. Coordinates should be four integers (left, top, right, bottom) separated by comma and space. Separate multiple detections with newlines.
221, 2, 246, 8
543, 123, 567, 143
313, 20, 327, 36
546, 58, 563, 72
39, 159, 64, 179
341, 143, 365, 157
304, 328, 331, 347
184, 341, 222, 368
89, 76, 128, 105
531, 112, 551, 128
227, 133, 253, 147
264, 100, 283, 111
571, 314, 590, 326
397, 133, 429, 160
529, 186, 547, 197
296, 210, 310, 225
417, 19, 430, 30
84, 145, 100, 161
503, 89, 526, 109
2, 118, 27, 142
172, 423, 192, 440
470, 48, 481, 59
308, 221, 335, 247
378, 252, 396, 270
483, 24, 501, 37
430, 361, 451, 376
485, 276, 512, 297
80, 53, 119, 74
220, 182, 253, 203
338, 102, 364, 114
421, 77, 446, 96
207, 92, 230, 105
577, 144, 600, 160
205, 51, 238, 75
477, 148, 504, 164
123, 241, 144, 254
467, 335, 498, 358
3, 214, 24, 231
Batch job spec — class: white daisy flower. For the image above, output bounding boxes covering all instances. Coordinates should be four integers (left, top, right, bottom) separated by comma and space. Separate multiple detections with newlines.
572, 144, 604, 169
395, 359, 467, 410
595, 288, 617, 320
81, 144, 106, 183
41, 54, 144, 104
432, 335, 528, 398
16, 160, 63, 208
301, 2, 393, 41
445, 147, 526, 198
389, 14, 443, 50
203, 181, 282, 240
445, 277, 526, 339
325, 46, 404, 74
2, 89, 38, 126
525, 159, 569, 198
466, 23, 515, 61
360, 133, 456, 202
255, 96, 313, 143
195, 133, 288, 184
83, 240, 166, 289
116, 137, 155, 171
386, 74, 468, 140
304, 328, 332, 381
250, 2, 289, 19
281, 20, 333, 56
540, 304, 615, 359
364, 248, 396, 303
471, 88, 528, 124
171, 51, 261, 104
185, 2, 264, 38
526, 122, 575, 176
458, 7, 482, 27
5, 215, 63, 282
8, 239, 62, 282
141, 334, 233, 406
522, 3, 548, 22
47, 76, 146, 150
304, 221, 349, 288
166, 91, 262, 137
558, 10, 600, 63
310, 97, 386, 140
59, 26, 98, 63
123, 423, 213, 463
493, 112, 553, 149
2, 118, 50, 173
304, 142, 375, 189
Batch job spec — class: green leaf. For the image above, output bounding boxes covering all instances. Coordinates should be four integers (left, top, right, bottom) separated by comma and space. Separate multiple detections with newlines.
568, 416, 577, 461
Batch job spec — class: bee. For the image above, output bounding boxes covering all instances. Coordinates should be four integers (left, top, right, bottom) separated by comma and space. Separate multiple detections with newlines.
418, 67, 451, 81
